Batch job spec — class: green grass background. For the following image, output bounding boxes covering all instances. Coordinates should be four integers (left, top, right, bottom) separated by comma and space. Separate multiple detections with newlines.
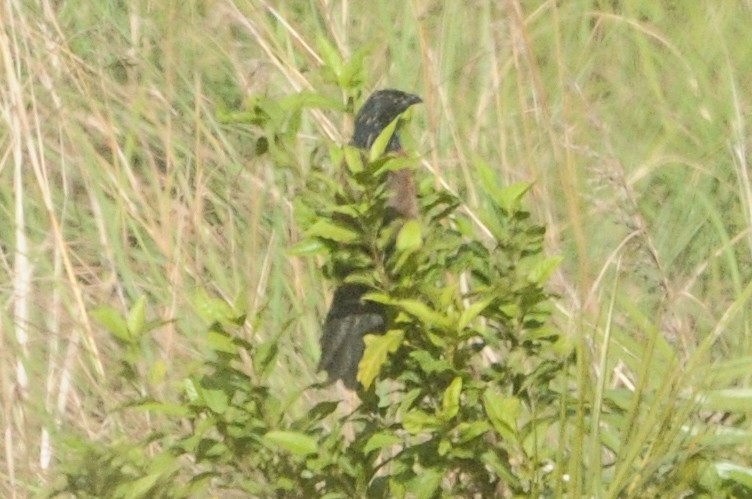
2, 0, 751, 495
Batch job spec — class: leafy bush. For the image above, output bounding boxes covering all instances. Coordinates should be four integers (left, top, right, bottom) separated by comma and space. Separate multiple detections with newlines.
48, 87, 752, 498
294, 119, 570, 497
50, 99, 570, 498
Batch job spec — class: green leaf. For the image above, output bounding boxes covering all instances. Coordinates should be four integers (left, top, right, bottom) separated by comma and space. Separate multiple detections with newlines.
455, 421, 492, 444
328, 142, 344, 166
306, 219, 359, 243
394, 299, 451, 329
402, 410, 442, 434
405, 467, 443, 499
90, 305, 130, 343
123, 471, 163, 499
130, 400, 190, 417
287, 237, 327, 256
527, 255, 562, 284
127, 295, 147, 338
206, 330, 237, 354
362, 292, 392, 305
309, 401, 339, 422
263, 430, 318, 457
458, 297, 493, 331
280, 91, 344, 112
148, 359, 167, 385
201, 387, 229, 414
194, 289, 244, 325
496, 181, 532, 213
481, 450, 518, 485
438, 438, 451, 456
499, 302, 520, 318
477, 159, 532, 213
425, 330, 448, 348
338, 47, 369, 89
441, 377, 463, 420
475, 158, 506, 205
253, 337, 279, 379
369, 116, 400, 161
316, 36, 343, 80
393, 219, 423, 271
396, 219, 423, 253
184, 378, 199, 402
359, 329, 404, 388
344, 145, 364, 173
363, 432, 402, 454
374, 155, 416, 174
409, 350, 452, 374
483, 389, 520, 442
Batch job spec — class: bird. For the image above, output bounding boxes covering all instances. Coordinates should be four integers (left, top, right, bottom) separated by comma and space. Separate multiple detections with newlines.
318, 89, 422, 389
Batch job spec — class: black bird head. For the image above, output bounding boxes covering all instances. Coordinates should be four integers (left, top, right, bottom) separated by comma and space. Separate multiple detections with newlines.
351, 89, 422, 152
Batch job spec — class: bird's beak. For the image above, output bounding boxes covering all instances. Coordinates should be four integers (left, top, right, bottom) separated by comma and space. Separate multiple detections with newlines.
404, 94, 422, 107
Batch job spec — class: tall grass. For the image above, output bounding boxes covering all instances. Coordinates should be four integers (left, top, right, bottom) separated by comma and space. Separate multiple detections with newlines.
1, 0, 751, 496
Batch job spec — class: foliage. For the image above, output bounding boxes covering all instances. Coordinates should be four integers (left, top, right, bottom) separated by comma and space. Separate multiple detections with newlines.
50, 103, 575, 497
49, 82, 752, 496
5, 1, 751, 496
295, 119, 571, 496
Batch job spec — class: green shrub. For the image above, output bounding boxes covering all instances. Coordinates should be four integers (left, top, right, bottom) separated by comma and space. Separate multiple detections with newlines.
51, 97, 572, 498
50, 91, 752, 498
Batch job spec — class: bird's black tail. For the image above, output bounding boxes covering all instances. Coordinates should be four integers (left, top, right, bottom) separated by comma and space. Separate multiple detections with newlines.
318, 284, 385, 388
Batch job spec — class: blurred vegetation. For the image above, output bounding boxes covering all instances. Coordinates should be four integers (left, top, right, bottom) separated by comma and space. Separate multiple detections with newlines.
1, 0, 752, 497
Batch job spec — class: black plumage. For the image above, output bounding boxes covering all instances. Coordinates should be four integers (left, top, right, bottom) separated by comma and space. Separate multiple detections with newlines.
318, 89, 422, 388
350, 89, 422, 152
